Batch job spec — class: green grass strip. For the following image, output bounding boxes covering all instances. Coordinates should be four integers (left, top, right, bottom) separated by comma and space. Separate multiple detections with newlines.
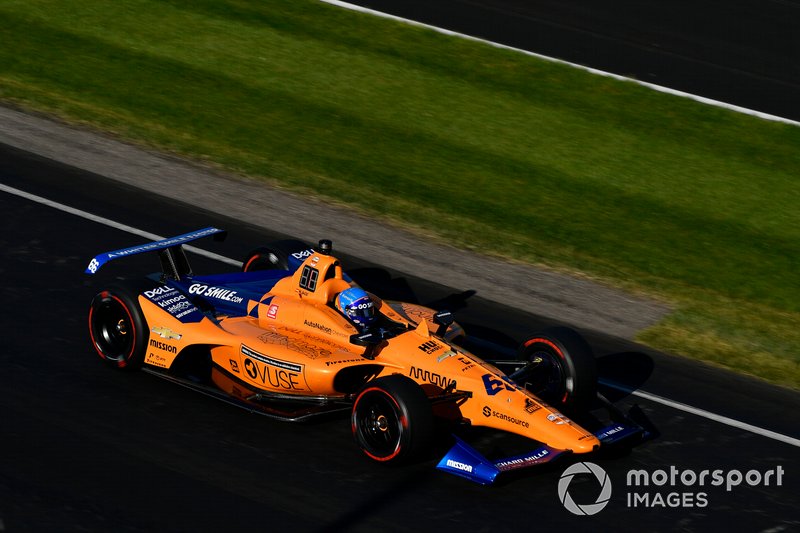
1, 0, 798, 387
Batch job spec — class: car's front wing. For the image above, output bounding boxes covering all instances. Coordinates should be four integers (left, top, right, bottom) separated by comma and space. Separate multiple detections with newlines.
436, 421, 644, 485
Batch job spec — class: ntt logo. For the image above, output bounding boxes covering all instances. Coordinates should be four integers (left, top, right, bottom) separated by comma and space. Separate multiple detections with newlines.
558, 462, 612, 516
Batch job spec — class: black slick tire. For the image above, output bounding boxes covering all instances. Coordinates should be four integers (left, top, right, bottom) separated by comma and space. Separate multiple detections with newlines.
517, 326, 597, 413
88, 281, 150, 370
351, 375, 434, 464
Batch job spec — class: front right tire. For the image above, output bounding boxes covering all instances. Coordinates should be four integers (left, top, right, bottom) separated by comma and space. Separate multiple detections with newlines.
516, 326, 598, 413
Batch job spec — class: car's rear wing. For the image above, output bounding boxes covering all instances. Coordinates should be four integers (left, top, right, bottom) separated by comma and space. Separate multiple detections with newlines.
84, 227, 227, 279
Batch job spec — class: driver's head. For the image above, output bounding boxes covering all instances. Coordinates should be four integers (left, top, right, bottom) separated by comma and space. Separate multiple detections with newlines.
336, 288, 376, 329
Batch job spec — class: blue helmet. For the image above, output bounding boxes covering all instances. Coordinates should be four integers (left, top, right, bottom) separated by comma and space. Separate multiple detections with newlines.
336, 288, 376, 328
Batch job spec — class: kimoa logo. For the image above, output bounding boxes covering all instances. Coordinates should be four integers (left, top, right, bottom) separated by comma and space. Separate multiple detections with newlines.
558, 462, 612, 516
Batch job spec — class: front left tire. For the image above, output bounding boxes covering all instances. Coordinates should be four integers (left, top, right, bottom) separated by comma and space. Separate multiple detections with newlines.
351, 375, 434, 464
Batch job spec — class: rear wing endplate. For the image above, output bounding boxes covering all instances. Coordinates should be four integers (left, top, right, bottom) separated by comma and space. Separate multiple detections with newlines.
84, 227, 227, 279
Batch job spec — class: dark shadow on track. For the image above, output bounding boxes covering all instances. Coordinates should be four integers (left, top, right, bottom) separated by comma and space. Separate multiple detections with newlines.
313, 467, 441, 532
596, 351, 655, 403
348, 267, 420, 303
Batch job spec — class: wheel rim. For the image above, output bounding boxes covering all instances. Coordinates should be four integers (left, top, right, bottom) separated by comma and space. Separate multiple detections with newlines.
354, 391, 403, 460
91, 297, 134, 361
524, 347, 567, 402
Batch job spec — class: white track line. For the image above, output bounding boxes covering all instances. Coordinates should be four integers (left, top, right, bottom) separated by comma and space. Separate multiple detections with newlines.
0, 183, 242, 268
320, 0, 800, 127
2, 181, 798, 447
600, 379, 800, 448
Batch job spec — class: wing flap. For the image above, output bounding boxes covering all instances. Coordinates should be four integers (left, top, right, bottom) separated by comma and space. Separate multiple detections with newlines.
85, 227, 226, 275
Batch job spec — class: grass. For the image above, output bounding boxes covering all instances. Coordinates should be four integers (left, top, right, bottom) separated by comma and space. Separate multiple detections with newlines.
1, 0, 798, 388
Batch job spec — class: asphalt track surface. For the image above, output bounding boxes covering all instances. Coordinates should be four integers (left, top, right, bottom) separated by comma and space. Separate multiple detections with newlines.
340, 0, 800, 121
1, 145, 799, 531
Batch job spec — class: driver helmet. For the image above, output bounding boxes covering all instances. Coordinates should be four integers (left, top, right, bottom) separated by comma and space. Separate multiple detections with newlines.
336, 288, 377, 329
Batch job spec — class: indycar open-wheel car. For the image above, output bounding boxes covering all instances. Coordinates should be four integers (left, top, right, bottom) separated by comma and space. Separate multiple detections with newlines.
85, 228, 646, 484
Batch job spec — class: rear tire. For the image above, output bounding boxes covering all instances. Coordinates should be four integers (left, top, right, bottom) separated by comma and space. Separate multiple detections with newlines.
242, 239, 310, 272
88, 281, 150, 370
351, 375, 434, 464
517, 326, 597, 413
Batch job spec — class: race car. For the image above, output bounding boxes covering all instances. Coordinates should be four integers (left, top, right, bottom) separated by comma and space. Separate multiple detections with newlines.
85, 228, 644, 484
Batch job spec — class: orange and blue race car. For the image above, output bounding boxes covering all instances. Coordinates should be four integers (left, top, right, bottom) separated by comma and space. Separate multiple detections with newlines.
85, 228, 645, 484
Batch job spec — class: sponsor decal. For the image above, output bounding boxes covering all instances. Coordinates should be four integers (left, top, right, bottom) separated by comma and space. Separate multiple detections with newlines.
258, 329, 341, 358
243, 357, 302, 389
107, 228, 221, 259
143, 287, 202, 322
258, 331, 289, 345
525, 398, 541, 413
409, 366, 456, 389
304, 319, 332, 335
151, 326, 182, 340
174, 306, 198, 320
267, 304, 279, 319
149, 339, 177, 354
240, 345, 307, 391
161, 297, 189, 310
291, 249, 314, 260
283, 326, 348, 346
144, 286, 176, 300
146, 352, 168, 368
457, 356, 475, 372
496, 449, 550, 471
547, 412, 569, 425
242, 345, 301, 372
188, 284, 244, 304
418, 340, 442, 355
166, 300, 193, 314
482, 405, 530, 428
290, 340, 332, 359
445, 459, 473, 473
324, 358, 363, 367
244, 358, 258, 379
350, 301, 373, 311
481, 373, 516, 396
398, 303, 432, 325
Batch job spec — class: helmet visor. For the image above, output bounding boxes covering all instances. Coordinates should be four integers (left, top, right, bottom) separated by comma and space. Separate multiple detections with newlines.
346, 297, 376, 326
